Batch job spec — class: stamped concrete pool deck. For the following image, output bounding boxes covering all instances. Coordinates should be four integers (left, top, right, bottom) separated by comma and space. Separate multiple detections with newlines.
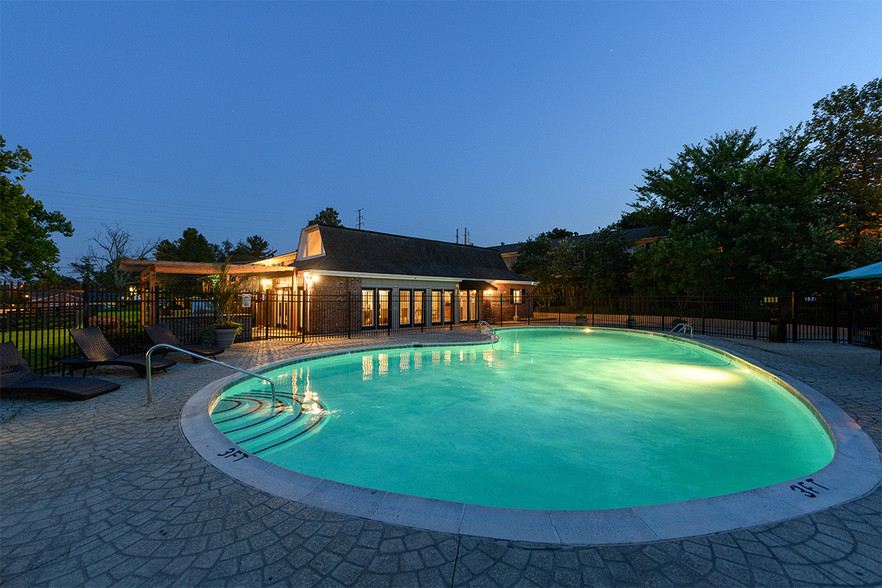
1, 330, 880, 586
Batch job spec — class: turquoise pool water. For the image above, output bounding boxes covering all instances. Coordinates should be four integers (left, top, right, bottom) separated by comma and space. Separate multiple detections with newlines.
210, 328, 834, 510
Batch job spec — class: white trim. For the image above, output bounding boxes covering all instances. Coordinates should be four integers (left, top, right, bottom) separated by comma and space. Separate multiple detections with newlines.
305, 269, 536, 286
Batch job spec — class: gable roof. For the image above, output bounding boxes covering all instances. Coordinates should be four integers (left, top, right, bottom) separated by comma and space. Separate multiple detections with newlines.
293, 225, 532, 282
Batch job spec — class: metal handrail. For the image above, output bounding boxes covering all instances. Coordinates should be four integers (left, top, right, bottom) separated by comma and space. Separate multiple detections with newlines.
145, 344, 275, 406
669, 323, 694, 337
477, 320, 493, 331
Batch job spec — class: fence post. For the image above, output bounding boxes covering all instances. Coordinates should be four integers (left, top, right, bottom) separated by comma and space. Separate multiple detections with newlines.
81, 279, 91, 329
752, 292, 758, 340
831, 289, 839, 343
300, 287, 306, 344
153, 286, 161, 326
791, 291, 798, 343
348, 291, 352, 339
700, 292, 706, 336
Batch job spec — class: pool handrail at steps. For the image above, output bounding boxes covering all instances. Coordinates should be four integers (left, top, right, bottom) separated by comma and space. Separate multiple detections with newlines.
670, 322, 694, 337
145, 344, 275, 407
477, 320, 494, 333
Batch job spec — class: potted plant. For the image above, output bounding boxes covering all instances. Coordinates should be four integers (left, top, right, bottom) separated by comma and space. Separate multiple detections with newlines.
207, 261, 248, 349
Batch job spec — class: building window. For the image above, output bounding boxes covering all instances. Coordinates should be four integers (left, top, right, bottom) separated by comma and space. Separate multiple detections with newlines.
512, 289, 523, 304
399, 290, 411, 326
431, 290, 442, 324
443, 290, 453, 323
459, 291, 467, 323
414, 290, 424, 325
362, 289, 374, 328
378, 289, 390, 327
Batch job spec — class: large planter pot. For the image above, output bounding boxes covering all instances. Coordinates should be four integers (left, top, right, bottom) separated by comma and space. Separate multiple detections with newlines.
214, 328, 237, 350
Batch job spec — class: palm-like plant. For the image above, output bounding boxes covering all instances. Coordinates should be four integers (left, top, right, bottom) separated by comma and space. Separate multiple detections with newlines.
208, 260, 247, 329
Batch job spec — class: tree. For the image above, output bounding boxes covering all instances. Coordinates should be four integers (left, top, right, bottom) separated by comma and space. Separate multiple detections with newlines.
155, 228, 217, 263
805, 78, 881, 263
513, 229, 579, 304
627, 128, 838, 293
308, 207, 343, 227
82, 223, 156, 289
576, 225, 634, 297
0, 136, 74, 281
222, 235, 278, 262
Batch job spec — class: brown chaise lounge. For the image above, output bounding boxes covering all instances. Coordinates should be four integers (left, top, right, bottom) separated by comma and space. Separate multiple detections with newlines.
144, 323, 224, 362
0, 342, 121, 400
69, 326, 176, 378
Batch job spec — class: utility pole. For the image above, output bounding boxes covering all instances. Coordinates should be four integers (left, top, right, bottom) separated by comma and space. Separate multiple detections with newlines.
456, 229, 459, 244
464, 227, 470, 245
356, 208, 364, 230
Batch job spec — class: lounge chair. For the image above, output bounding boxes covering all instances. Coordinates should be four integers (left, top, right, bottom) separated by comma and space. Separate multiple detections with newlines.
0, 342, 121, 400
144, 323, 224, 362
69, 326, 176, 378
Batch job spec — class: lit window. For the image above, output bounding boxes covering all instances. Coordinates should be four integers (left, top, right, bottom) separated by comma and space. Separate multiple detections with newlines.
399, 290, 411, 326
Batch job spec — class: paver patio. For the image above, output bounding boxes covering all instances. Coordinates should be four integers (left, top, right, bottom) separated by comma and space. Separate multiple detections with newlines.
1, 330, 879, 587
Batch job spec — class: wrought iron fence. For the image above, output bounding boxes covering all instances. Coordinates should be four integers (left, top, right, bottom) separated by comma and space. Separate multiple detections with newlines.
1, 281, 878, 375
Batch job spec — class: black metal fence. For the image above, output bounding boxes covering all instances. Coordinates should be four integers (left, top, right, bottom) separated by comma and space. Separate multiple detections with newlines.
1, 282, 878, 375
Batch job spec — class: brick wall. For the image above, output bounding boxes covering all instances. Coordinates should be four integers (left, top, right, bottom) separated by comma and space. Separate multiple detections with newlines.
307, 276, 362, 335
481, 284, 534, 323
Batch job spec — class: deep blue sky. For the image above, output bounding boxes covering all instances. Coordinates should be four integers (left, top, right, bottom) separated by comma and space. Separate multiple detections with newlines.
2, 1, 879, 273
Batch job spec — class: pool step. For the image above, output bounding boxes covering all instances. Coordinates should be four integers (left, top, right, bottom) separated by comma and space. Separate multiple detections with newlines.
212, 389, 328, 456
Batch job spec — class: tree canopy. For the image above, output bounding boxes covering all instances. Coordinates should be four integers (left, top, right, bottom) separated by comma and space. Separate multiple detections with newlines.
0, 136, 74, 282
308, 207, 343, 227
155, 228, 218, 263
628, 127, 838, 293
218, 235, 278, 262
805, 77, 881, 263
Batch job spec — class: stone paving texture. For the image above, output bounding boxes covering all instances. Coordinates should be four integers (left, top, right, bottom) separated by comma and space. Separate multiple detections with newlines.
1, 329, 880, 587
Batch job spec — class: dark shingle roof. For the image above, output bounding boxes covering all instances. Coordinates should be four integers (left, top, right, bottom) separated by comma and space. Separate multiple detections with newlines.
293, 226, 531, 282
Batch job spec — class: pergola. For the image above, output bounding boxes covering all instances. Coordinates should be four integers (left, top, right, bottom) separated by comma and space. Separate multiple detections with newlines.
119, 258, 296, 290
118, 258, 297, 325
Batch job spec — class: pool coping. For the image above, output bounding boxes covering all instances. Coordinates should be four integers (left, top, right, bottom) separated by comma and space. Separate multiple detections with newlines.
180, 327, 881, 545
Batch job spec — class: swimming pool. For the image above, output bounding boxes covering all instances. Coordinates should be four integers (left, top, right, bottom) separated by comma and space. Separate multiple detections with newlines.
208, 328, 833, 511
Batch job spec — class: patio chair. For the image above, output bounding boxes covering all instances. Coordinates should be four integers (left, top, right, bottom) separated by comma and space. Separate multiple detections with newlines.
143, 323, 224, 362
0, 342, 120, 400
69, 326, 176, 378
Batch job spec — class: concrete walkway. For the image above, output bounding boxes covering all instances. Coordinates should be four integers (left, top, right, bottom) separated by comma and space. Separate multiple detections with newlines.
1, 330, 879, 587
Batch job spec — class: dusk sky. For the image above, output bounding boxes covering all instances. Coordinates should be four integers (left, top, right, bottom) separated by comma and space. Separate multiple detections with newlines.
2, 1, 879, 274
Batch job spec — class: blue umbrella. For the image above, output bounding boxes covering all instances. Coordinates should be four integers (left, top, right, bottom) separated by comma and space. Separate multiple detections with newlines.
824, 261, 882, 281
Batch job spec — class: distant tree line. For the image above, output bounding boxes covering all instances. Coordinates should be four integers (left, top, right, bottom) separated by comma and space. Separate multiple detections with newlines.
514, 78, 881, 300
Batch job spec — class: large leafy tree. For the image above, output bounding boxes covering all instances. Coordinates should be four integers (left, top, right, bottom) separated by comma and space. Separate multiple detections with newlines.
0, 136, 74, 281
628, 128, 837, 293
308, 207, 343, 227
512, 229, 579, 304
805, 77, 881, 264
576, 225, 634, 297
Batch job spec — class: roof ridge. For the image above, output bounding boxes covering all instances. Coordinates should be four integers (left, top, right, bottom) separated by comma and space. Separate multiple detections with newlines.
317, 225, 497, 251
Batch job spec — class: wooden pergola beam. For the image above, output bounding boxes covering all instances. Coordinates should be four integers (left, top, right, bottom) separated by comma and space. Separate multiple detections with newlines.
120, 258, 296, 276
